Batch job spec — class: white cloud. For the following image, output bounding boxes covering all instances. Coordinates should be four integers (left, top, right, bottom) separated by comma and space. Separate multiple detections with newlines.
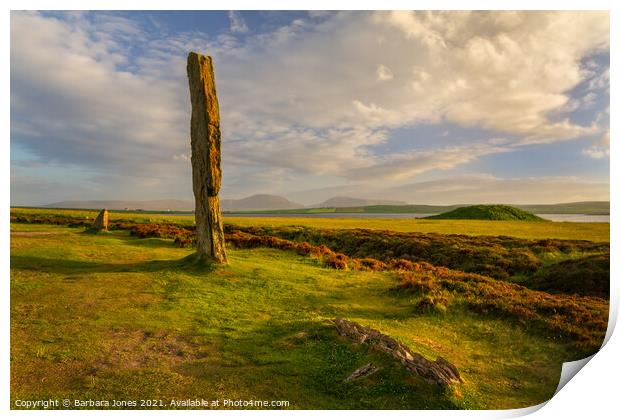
582, 107, 610, 159
228, 11, 248, 34
217, 11, 608, 142
308, 11, 331, 19
11, 12, 191, 174
286, 175, 609, 205
583, 129, 610, 159
583, 147, 609, 159
10, 11, 610, 202
376, 64, 393, 81
389, 176, 610, 205
588, 67, 610, 91
173, 154, 191, 162
601, 128, 610, 146
342, 140, 510, 181
226, 126, 387, 176
210, 11, 608, 188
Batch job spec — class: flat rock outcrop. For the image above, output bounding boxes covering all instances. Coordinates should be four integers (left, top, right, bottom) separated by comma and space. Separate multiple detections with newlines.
345, 362, 380, 382
333, 318, 462, 387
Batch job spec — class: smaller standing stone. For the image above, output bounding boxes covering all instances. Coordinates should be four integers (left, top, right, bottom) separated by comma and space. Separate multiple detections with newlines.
91, 209, 109, 231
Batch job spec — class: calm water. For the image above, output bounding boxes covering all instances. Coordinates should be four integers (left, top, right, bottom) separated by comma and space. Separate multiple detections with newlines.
225, 213, 437, 219
538, 214, 609, 223
218, 213, 609, 223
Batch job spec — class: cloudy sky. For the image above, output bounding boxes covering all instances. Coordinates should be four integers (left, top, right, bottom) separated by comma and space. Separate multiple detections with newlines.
10, 11, 609, 205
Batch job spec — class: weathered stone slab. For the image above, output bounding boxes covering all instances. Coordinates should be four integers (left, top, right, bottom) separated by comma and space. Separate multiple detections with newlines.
187, 52, 227, 263
345, 363, 380, 382
333, 318, 463, 387
91, 209, 108, 231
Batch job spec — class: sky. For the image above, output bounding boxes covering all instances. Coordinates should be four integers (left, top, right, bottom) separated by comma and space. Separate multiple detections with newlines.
10, 10, 610, 206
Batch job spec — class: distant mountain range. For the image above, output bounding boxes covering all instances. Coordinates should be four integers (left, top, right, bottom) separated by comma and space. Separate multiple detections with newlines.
223, 200, 610, 215
221, 194, 303, 211
514, 201, 609, 215
40, 196, 610, 215
313, 196, 408, 208
42, 195, 408, 212
43, 199, 194, 211
43, 194, 303, 212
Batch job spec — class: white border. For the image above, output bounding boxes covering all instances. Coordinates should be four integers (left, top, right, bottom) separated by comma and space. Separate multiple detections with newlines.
3, 1, 616, 419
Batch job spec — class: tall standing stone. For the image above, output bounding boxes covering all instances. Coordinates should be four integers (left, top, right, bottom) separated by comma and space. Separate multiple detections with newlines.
92, 209, 108, 231
187, 52, 228, 263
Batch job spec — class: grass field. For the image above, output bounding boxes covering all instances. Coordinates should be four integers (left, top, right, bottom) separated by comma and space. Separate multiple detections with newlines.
10, 208, 610, 409
11, 207, 610, 242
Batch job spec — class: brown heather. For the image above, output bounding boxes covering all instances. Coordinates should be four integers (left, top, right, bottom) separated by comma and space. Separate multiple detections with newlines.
396, 267, 608, 356
11, 211, 609, 356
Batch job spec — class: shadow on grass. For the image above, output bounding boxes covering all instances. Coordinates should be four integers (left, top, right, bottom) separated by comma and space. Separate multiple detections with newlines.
79, 229, 181, 250
174, 318, 461, 409
10, 254, 219, 276
120, 237, 180, 249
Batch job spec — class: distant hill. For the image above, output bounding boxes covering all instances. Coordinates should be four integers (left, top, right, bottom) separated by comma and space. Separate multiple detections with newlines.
315, 196, 408, 208
340, 204, 460, 213
43, 199, 193, 211
41, 198, 609, 215
221, 194, 303, 211
515, 201, 609, 215
42, 194, 304, 212
425, 205, 545, 221
241, 201, 609, 215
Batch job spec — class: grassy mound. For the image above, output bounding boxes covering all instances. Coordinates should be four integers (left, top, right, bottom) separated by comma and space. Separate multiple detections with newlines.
426, 205, 544, 221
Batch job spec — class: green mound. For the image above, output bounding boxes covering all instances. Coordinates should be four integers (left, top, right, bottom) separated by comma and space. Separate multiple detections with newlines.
426, 205, 545, 221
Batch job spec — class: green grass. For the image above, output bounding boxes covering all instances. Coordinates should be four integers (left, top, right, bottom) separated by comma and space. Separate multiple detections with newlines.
10, 223, 592, 409
12, 207, 609, 242
225, 224, 609, 298
426, 205, 544, 221
226, 217, 608, 242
